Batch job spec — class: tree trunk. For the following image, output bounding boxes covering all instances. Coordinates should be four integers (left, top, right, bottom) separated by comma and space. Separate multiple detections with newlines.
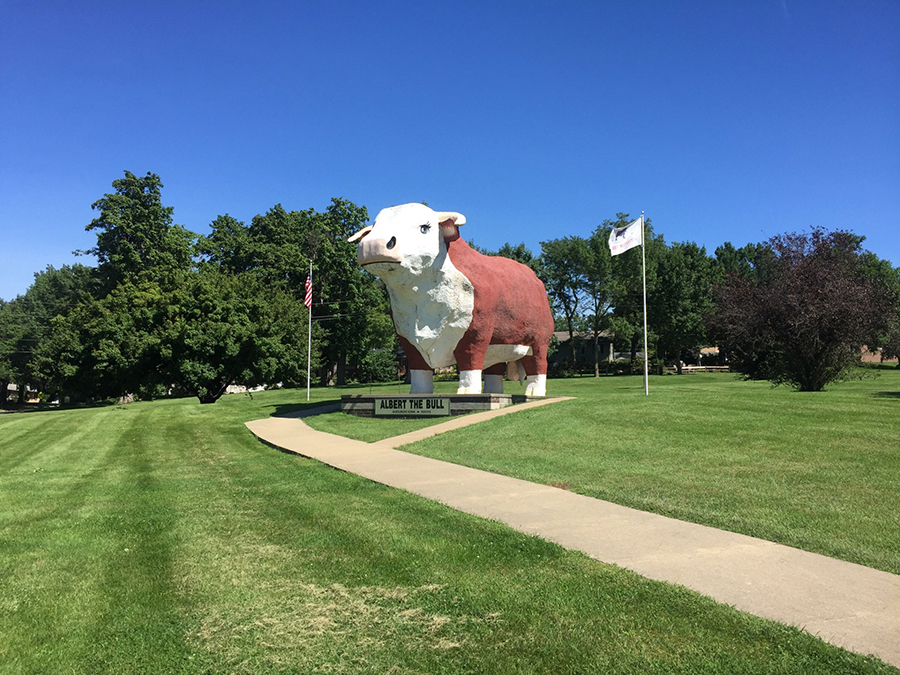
566, 316, 577, 369
336, 352, 347, 386
320, 363, 337, 387
198, 379, 229, 404
593, 331, 600, 377
0, 380, 8, 407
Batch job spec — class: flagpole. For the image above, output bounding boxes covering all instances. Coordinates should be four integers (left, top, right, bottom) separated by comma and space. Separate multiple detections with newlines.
306, 260, 312, 402
641, 212, 649, 396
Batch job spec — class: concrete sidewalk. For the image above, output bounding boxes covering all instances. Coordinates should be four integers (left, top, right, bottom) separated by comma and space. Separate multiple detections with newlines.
245, 401, 900, 667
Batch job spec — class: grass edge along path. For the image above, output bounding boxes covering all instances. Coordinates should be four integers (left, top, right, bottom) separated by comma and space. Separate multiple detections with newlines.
307, 370, 900, 576
249, 413, 900, 669
0, 391, 894, 672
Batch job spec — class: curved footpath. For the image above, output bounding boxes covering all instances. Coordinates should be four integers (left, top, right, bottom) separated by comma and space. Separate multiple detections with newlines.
245, 399, 900, 668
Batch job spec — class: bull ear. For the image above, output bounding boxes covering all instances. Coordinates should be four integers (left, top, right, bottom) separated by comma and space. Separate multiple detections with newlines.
435, 212, 466, 226
436, 211, 466, 240
347, 225, 373, 243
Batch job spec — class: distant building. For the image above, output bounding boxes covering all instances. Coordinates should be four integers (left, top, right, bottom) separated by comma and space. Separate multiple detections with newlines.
549, 331, 615, 373
861, 346, 899, 364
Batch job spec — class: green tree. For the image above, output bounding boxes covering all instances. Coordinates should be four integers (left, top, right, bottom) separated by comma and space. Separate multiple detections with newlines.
165, 270, 312, 403
714, 242, 775, 284
0, 300, 20, 404
857, 252, 900, 366
200, 198, 394, 386
35, 271, 314, 404
34, 279, 176, 401
653, 242, 715, 373
196, 214, 254, 274
539, 236, 589, 365
314, 198, 393, 386
882, 321, 900, 366
83, 171, 195, 290
478, 242, 541, 274
0, 265, 97, 403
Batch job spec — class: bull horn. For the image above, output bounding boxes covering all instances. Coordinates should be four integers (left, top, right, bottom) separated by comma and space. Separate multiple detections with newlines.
435, 211, 466, 226
347, 226, 373, 243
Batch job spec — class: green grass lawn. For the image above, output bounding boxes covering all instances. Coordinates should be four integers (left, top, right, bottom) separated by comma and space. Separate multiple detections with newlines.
1, 383, 897, 673
308, 369, 900, 576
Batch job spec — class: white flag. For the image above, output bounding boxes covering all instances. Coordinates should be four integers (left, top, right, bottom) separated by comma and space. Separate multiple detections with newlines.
608, 218, 642, 256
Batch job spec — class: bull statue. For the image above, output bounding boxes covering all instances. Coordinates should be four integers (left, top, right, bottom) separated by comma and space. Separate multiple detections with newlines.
348, 203, 554, 396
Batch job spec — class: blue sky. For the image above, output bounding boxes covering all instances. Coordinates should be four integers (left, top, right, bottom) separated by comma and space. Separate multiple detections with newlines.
1, 0, 897, 301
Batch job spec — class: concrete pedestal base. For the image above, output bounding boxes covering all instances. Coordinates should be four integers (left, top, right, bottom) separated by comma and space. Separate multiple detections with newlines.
341, 393, 531, 418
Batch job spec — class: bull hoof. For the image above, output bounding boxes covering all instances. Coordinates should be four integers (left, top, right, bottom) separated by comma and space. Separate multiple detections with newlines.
525, 374, 547, 397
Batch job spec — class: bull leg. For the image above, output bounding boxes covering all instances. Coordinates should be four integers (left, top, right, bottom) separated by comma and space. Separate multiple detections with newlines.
454, 334, 492, 395
410, 370, 434, 394
456, 369, 482, 395
525, 374, 547, 397
398, 335, 434, 395
522, 351, 548, 397
483, 362, 506, 394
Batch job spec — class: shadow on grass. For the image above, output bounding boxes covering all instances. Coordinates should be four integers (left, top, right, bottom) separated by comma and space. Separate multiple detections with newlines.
267, 400, 342, 418
860, 362, 900, 372
0, 399, 120, 415
871, 391, 900, 399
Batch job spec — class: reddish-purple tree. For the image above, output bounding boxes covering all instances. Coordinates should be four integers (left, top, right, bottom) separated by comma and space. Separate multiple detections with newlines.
709, 228, 894, 391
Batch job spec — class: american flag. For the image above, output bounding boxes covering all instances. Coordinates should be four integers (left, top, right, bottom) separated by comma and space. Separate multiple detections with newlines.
304, 275, 312, 309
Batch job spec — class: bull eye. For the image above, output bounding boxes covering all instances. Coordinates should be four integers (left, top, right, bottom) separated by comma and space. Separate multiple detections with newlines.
419, 223, 431, 234
386, 236, 396, 249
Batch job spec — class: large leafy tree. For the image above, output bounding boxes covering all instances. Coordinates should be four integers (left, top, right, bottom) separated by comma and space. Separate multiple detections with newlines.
857, 252, 900, 366
709, 228, 894, 391
653, 242, 716, 373
883, 322, 900, 366
713, 241, 775, 285
83, 171, 195, 290
538, 236, 589, 363
480, 242, 540, 274
35, 271, 312, 404
0, 265, 97, 403
195, 214, 255, 275
0, 300, 20, 404
198, 198, 394, 386
313, 198, 394, 385
33, 280, 172, 401
31, 171, 196, 401
165, 270, 311, 403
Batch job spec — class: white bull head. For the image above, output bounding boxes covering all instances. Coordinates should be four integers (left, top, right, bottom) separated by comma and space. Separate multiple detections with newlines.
348, 203, 465, 278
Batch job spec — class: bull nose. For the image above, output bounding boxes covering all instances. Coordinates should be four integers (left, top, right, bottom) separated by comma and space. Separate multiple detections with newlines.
357, 236, 403, 265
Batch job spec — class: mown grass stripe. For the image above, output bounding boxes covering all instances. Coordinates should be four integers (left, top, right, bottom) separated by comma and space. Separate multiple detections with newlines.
1, 379, 897, 672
